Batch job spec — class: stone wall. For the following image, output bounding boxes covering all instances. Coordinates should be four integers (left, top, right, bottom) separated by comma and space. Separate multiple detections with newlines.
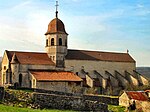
83, 94, 119, 105
33, 93, 108, 111
9, 87, 119, 105
65, 59, 136, 78
0, 87, 4, 101
36, 81, 80, 93
65, 59, 136, 94
3, 89, 33, 108
11, 64, 55, 88
0, 87, 120, 111
9, 87, 76, 96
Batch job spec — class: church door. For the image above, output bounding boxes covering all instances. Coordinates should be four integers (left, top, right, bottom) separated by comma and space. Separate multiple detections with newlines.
29, 80, 32, 88
19, 74, 22, 87
9, 73, 12, 84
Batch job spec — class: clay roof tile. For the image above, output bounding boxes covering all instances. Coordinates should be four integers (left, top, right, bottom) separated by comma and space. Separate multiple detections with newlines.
6, 51, 55, 65
30, 71, 82, 82
66, 49, 135, 63
126, 91, 148, 101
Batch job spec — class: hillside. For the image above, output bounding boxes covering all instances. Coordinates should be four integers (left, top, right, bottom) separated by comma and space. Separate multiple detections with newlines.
136, 67, 150, 79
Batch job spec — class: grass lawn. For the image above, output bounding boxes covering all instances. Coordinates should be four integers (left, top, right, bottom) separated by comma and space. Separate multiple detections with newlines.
108, 105, 126, 112
0, 104, 74, 112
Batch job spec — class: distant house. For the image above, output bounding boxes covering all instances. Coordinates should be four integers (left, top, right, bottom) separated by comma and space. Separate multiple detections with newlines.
119, 91, 148, 107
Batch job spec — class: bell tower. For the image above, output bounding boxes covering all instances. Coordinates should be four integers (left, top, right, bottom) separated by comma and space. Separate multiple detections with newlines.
45, 1, 68, 68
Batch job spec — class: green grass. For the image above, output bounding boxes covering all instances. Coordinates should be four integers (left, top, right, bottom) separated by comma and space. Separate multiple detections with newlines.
0, 104, 74, 112
108, 105, 126, 112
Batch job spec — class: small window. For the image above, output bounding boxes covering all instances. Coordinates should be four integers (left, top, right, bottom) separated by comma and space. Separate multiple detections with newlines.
53, 56, 55, 60
51, 38, 54, 46
4, 66, 6, 70
59, 38, 62, 46
76, 72, 79, 75
33, 79, 36, 86
68, 82, 74, 86
46, 39, 48, 46
76, 82, 81, 86
50, 56, 52, 59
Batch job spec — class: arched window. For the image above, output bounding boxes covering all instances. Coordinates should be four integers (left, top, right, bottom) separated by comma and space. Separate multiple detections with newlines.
46, 39, 48, 46
50, 56, 52, 60
59, 38, 62, 46
33, 79, 36, 87
53, 56, 55, 61
51, 38, 54, 46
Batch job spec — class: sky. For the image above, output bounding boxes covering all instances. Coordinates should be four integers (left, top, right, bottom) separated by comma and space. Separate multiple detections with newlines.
0, 0, 150, 67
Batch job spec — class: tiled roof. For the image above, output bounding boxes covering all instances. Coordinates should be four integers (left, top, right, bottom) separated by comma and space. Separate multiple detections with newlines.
30, 71, 82, 82
5, 48, 135, 65
45, 18, 68, 35
126, 91, 148, 101
66, 49, 135, 63
6, 51, 55, 65
6, 50, 14, 62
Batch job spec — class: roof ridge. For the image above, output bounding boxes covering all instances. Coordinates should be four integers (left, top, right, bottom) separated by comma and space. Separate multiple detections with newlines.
67, 49, 135, 63
68, 49, 128, 54
7, 50, 46, 54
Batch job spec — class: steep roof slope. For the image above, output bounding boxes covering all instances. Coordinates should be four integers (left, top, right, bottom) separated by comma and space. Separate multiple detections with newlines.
5, 49, 135, 65
6, 50, 55, 65
66, 49, 135, 63
30, 71, 82, 81
125, 91, 148, 101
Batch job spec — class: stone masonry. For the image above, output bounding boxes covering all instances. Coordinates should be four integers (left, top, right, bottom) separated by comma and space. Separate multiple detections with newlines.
33, 93, 108, 111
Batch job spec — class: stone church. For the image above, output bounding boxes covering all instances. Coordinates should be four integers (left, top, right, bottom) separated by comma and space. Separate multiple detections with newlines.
0, 2, 149, 95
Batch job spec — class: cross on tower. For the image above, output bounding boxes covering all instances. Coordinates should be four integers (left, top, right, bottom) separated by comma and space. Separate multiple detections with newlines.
55, 1, 59, 18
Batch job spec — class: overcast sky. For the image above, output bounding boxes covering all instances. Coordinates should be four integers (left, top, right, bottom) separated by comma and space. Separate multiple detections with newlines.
0, 0, 150, 67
